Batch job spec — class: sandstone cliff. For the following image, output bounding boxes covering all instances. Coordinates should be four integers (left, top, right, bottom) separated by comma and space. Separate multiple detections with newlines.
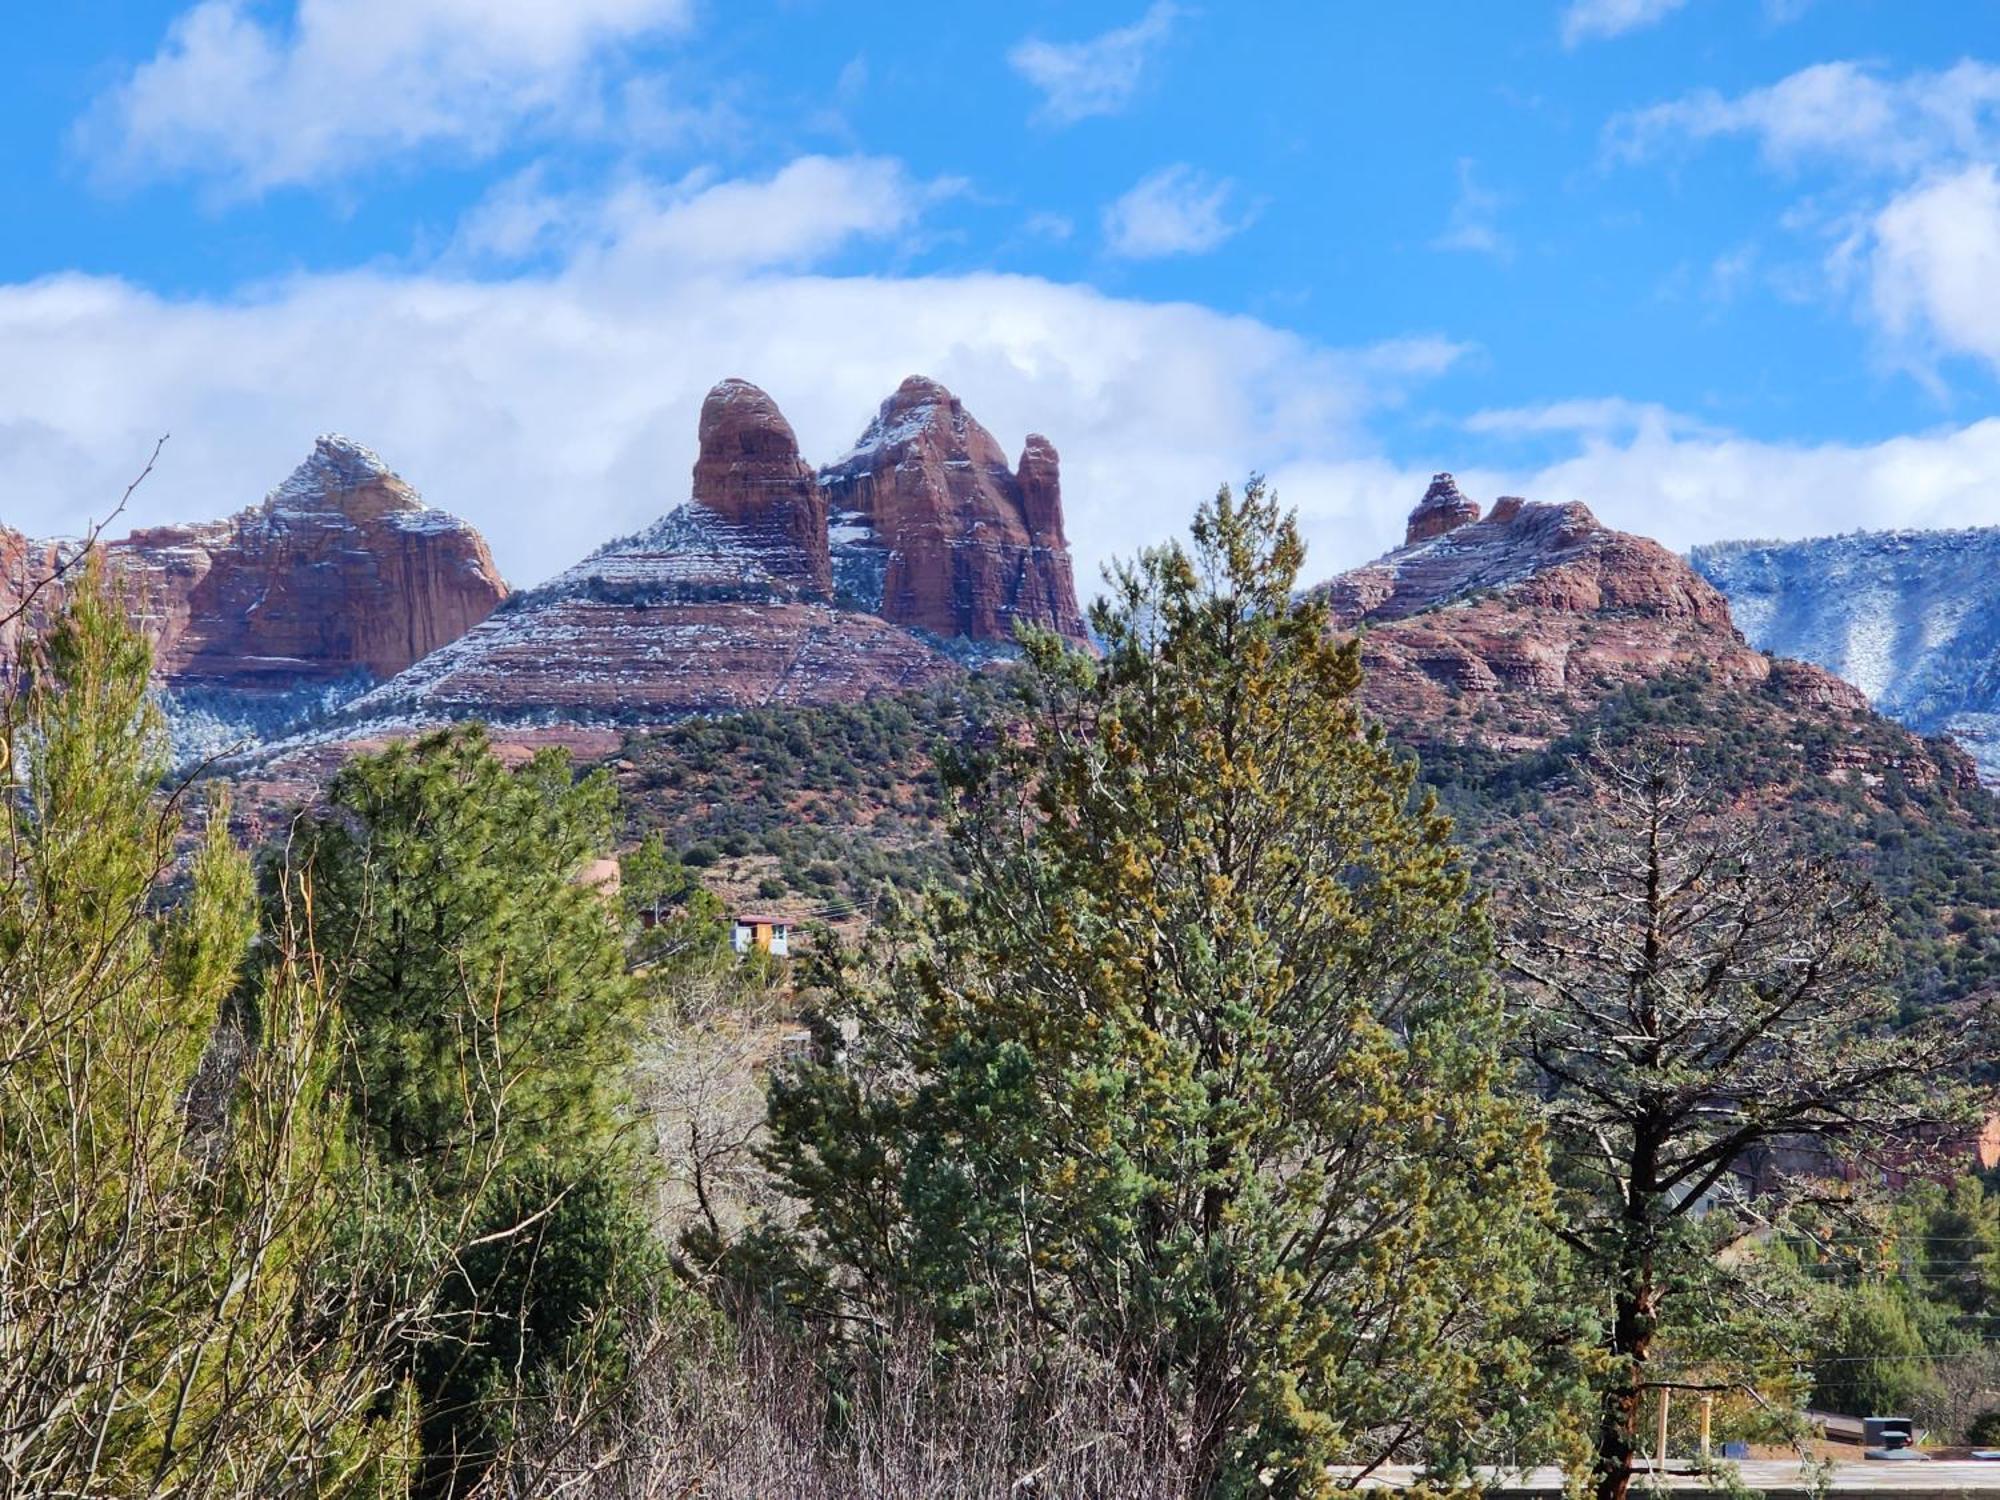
109, 435, 508, 689
1312, 479, 1958, 787
0, 436, 508, 759
820, 376, 1088, 643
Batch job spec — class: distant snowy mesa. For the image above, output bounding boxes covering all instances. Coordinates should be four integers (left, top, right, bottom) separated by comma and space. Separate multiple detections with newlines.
1692, 528, 2000, 784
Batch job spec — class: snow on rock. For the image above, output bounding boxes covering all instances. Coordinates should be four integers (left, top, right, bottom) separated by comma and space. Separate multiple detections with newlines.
1692, 528, 2000, 783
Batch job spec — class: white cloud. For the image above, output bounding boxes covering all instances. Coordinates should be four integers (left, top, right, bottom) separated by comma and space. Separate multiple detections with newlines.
1251, 406, 2000, 584
1501, 408, 2000, 550
456, 156, 931, 272
1607, 60, 2000, 173
1607, 61, 2000, 378
1560, 0, 1687, 48
1465, 397, 1723, 441
81, 0, 694, 192
0, 177, 1452, 596
1103, 165, 1249, 259
1868, 164, 2000, 371
1431, 158, 1508, 257
1008, 2, 1179, 125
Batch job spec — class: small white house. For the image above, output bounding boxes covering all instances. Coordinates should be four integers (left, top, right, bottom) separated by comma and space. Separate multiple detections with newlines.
731, 913, 791, 957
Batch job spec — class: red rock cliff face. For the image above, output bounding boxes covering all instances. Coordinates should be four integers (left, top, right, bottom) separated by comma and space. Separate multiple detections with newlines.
0, 436, 508, 692
690, 378, 832, 599
819, 376, 1088, 644
1314, 484, 1874, 756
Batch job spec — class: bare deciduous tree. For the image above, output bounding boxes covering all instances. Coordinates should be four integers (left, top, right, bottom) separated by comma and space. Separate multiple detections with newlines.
1503, 742, 1991, 1500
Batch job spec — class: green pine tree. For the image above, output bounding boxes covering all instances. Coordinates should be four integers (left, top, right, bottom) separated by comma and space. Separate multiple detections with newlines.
755, 481, 1574, 1496
271, 723, 659, 1495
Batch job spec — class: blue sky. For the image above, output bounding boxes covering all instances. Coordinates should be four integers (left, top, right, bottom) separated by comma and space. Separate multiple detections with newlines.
4, 0, 1999, 589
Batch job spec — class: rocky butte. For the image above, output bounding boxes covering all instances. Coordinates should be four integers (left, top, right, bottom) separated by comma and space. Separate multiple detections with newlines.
324, 378, 987, 737
691, 377, 833, 599
1310, 476, 1969, 790
820, 375, 1089, 643
0, 435, 508, 758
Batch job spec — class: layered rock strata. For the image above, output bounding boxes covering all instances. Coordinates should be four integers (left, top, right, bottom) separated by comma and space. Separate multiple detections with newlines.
1315, 484, 1927, 777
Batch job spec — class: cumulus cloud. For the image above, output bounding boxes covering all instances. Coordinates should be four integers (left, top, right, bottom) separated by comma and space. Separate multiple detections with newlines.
80, 0, 694, 192
1503, 408, 2000, 549
0, 211, 1459, 594
1448, 396, 2000, 552
1103, 165, 1249, 259
1247, 404, 2000, 584
1008, 2, 1180, 125
1560, 0, 1688, 48
1868, 164, 2000, 371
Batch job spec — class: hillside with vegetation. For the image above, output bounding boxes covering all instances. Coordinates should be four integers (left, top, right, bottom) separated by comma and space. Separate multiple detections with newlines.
14, 491, 2000, 1500
608, 662, 2000, 1013
1421, 668, 2000, 1012
607, 675, 1009, 920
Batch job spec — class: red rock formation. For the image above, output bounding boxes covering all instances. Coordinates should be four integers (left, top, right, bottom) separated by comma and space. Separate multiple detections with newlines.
1326, 497, 1738, 633
330, 434, 961, 733
1764, 656, 1870, 717
1315, 486, 1790, 752
820, 376, 1088, 643
1306, 479, 1980, 799
0, 435, 508, 694
1405, 473, 1481, 544
221, 378, 1093, 760
1017, 433, 1066, 543
690, 379, 831, 599
0, 528, 68, 675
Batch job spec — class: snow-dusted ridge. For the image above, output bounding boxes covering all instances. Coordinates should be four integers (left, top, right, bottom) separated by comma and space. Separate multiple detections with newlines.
1691, 526, 2000, 784
262, 433, 393, 508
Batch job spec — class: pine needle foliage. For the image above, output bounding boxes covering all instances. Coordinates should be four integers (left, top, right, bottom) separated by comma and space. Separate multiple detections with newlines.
273, 725, 638, 1184
758, 482, 1573, 1496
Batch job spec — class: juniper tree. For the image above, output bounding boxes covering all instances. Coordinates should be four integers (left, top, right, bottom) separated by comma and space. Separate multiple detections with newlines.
1502, 745, 1989, 1500
271, 724, 659, 1496
0, 560, 422, 1495
757, 482, 1573, 1496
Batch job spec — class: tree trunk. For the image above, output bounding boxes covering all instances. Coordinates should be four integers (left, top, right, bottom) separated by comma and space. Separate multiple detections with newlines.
1594, 1284, 1655, 1500
1596, 1132, 1661, 1500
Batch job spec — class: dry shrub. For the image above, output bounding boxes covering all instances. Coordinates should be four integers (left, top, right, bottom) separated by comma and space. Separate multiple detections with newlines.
483, 1305, 1200, 1499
